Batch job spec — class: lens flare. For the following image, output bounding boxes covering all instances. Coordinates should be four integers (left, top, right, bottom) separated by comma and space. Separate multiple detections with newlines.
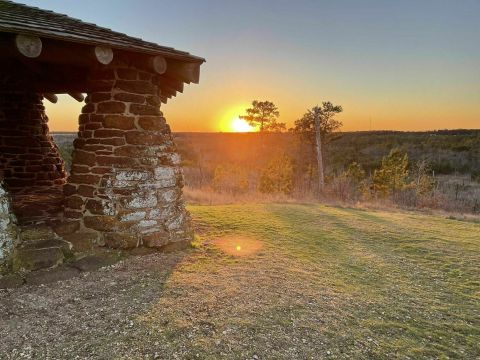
214, 236, 262, 257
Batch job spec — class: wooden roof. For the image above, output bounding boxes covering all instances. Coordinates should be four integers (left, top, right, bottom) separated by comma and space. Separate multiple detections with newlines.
0, 0, 204, 63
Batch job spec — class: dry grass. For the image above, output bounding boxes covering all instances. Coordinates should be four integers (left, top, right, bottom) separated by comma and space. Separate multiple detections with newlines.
183, 186, 302, 205
139, 204, 480, 358
184, 186, 480, 223
181, 204, 480, 358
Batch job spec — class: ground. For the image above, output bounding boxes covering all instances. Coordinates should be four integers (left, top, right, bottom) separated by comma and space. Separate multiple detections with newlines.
0, 204, 479, 359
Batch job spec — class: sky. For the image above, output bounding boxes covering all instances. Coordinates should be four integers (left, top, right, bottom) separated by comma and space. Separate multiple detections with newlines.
22, 0, 480, 132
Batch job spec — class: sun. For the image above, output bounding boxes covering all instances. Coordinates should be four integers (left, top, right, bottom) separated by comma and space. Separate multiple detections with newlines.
231, 117, 254, 132
217, 104, 258, 132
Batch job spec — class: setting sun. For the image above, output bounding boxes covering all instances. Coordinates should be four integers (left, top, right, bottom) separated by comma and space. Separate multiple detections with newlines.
217, 104, 257, 132
231, 117, 254, 132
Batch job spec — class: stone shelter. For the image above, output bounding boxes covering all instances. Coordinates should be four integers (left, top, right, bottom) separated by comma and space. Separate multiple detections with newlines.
0, 0, 204, 273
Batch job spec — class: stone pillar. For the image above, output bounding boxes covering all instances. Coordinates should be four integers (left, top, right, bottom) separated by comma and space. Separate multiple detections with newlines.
0, 181, 18, 273
64, 63, 192, 250
0, 91, 67, 192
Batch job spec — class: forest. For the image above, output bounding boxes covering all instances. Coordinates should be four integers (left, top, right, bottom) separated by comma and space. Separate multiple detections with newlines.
54, 129, 480, 214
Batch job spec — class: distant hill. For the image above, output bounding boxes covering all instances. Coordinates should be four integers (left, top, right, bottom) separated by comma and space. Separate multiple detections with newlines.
53, 129, 480, 175
173, 130, 480, 175
326, 130, 480, 174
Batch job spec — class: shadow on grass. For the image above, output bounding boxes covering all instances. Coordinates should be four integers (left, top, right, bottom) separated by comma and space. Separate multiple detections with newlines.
0, 250, 189, 358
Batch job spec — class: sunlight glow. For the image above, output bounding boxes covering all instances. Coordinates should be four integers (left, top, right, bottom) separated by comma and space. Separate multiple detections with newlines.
236, 245, 242, 251
217, 104, 258, 132
231, 117, 254, 133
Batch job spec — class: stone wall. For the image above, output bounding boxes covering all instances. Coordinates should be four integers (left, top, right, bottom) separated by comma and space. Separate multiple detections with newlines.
0, 91, 67, 192
0, 182, 17, 273
63, 62, 192, 250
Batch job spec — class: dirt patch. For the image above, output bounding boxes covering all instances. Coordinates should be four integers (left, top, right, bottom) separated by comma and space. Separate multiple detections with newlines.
0, 252, 186, 358
213, 235, 263, 257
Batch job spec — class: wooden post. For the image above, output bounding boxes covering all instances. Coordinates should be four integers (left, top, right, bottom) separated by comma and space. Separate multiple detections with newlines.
68, 93, 85, 102
15, 34, 42, 58
43, 93, 58, 103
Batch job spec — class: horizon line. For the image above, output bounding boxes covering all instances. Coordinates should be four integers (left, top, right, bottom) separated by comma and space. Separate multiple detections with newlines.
51, 128, 480, 134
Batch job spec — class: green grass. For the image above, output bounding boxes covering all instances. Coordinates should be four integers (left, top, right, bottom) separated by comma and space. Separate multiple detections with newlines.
136, 204, 480, 359
3, 204, 478, 359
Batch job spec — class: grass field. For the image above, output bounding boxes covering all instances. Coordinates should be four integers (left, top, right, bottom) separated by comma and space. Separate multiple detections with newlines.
155, 204, 479, 359
1, 204, 479, 359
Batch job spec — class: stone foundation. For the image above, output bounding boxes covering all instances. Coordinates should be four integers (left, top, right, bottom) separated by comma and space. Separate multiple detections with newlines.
0, 182, 18, 273
0, 91, 67, 193
63, 63, 192, 250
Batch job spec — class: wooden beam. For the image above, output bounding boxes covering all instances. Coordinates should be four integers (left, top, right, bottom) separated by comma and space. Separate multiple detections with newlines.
166, 61, 200, 84
15, 34, 42, 58
31, 77, 108, 93
149, 55, 167, 74
32, 79, 107, 93
32, 39, 113, 67
94, 46, 114, 65
43, 93, 58, 103
159, 75, 184, 93
131, 54, 167, 75
28, 62, 91, 93
161, 84, 178, 97
68, 92, 85, 102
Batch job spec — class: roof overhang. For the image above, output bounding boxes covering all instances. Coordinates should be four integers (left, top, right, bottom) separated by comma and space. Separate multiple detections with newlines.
0, 1, 205, 103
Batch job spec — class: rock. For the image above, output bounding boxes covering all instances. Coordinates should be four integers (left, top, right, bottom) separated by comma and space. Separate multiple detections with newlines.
83, 216, 117, 231
142, 230, 169, 248
0, 184, 16, 271
122, 192, 157, 209
52, 220, 81, 235
115, 170, 150, 181
104, 233, 138, 249
0, 273, 24, 289
68, 254, 120, 272
161, 240, 189, 253
20, 225, 54, 241
12, 247, 64, 271
62, 232, 98, 252
25, 266, 80, 286
20, 238, 73, 258
119, 211, 146, 222
153, 166, 176, 187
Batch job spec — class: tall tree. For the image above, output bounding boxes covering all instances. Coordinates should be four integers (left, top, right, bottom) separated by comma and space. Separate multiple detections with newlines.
240, 100, 285, 132
291, 102, 343, 193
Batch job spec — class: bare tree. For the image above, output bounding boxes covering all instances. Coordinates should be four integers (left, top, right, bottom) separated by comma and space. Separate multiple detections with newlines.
291, 102, 343, 193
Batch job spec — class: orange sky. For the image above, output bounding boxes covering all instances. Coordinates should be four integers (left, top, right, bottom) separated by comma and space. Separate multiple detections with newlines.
46, 86, 479, 133
33, 0, 479, 133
